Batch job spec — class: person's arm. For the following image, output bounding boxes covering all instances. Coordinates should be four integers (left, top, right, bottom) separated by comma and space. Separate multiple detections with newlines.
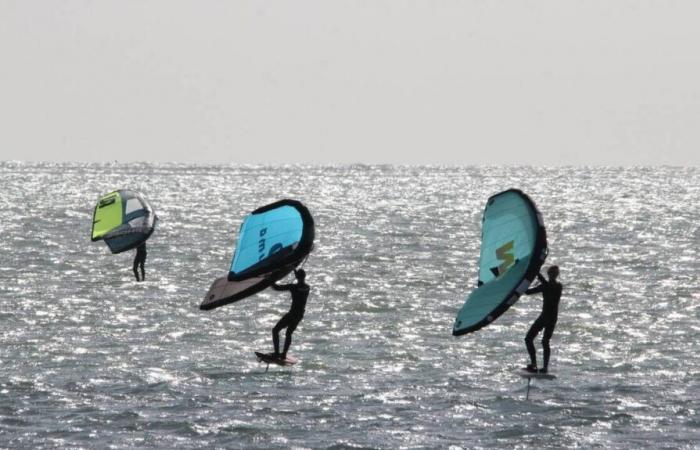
536, 272, 546, 284
525, 285, 543, 295
271, 283, 293, 291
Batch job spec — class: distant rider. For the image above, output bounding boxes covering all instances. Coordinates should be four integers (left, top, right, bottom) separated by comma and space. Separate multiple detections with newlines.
270, 269, 309, 360
133, 242, 147, 282
524, 265, 562, 373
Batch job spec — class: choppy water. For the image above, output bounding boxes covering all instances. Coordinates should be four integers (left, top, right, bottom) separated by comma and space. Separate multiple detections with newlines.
0, 162, 698, 449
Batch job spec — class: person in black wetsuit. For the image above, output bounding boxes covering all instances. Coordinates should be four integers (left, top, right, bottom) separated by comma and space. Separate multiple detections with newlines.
270, 269, 309, 360
133, 243, 147, 282
524, 265, 562, 373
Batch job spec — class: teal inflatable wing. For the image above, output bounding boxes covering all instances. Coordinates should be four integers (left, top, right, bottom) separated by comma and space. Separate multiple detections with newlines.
201, 199, 314, 311
228, 200, 314, 281
453, 189, 547, 336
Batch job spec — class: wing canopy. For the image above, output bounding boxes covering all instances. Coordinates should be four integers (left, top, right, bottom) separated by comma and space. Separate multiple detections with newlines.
200, 199, 314, 311
228, 199, 314, 281
453, 189, 547, 336
91, 190, 157, 254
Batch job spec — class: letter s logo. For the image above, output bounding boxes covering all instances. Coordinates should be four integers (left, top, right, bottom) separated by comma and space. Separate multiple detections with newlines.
495, 241, 515, 276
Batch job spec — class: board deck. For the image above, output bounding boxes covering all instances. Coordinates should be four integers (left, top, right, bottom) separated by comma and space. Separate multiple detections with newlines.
516, 368, 556, 380
255, 351, 299, 366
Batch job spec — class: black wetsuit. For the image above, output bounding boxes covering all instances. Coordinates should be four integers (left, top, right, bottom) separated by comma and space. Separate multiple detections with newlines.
524, 273, 562, 371
133, 243, 147, 281
271, 281, 309, 358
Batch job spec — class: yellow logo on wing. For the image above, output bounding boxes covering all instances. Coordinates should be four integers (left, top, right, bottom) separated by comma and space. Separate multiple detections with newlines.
496, 241, 515, 276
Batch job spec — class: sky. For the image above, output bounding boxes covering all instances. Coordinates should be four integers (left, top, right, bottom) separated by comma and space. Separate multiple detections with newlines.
1, 1, 699, 165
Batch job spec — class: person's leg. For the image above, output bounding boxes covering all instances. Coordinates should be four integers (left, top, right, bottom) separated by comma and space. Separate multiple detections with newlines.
139, 257, 145, 281
525, 317, 545, 369
541, 321, 557, 372
281, 320, 299, 358
282, 330, 293, 358
272, 315, 291, 356
133, 256, 140, 281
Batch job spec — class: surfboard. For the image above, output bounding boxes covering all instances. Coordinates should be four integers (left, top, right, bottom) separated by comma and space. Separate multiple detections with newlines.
516, 368, 556, 380
255, 351, 299, 366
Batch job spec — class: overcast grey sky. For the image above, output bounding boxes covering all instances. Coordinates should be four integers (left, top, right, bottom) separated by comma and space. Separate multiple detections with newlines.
1, 1, 699, 165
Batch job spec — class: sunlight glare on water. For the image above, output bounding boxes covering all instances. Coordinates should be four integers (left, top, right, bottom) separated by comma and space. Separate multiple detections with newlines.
0, 162, 698, 448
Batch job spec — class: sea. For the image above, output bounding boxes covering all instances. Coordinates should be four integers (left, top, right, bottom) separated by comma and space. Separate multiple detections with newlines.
0, 162, 698, 449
